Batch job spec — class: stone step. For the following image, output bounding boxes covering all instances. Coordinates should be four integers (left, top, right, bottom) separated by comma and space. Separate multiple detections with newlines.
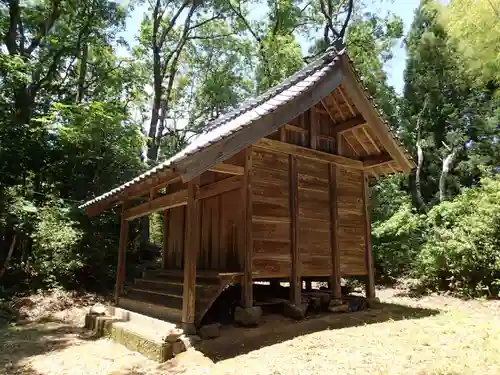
106, 306, 177, 333
85, 314, 174, 362
118, 296, 182, 322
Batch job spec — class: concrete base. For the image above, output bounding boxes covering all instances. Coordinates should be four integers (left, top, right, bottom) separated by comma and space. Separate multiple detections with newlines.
85, 305, 188, 362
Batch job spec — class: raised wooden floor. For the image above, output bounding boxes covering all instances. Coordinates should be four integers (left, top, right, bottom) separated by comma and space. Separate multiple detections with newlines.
119, 269, 242, 325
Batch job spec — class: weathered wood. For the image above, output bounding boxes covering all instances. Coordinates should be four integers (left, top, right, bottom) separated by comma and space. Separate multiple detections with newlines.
182, 177, 201, 328
254, 138, 363, 169
361, 171, 375, 299
321, 100, 337, 124
310, 108, 318, 150
333, 116, 366, 134
175, 67, 344, 181
162, 209, 169, 269
241, 148, 253, 308
289, 155, 300, 304
340, 57, 414, 171
285, 123, 308, 134
328, 164, 341, 299
362, 153, 392, 168
124, 189, 187, 221
280, 126, 287, 142
197, 175, 242, 200
337, 134, 344, 155
362, 126, 381, 153
115, 204, 130, 304
329, 92, 346, 121
338, 85, 356, 117
352, 128, 370, 154
208, 163, 244, 175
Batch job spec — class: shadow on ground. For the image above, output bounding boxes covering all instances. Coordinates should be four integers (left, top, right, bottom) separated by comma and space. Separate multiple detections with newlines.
0, 316, 94, 375
194, 301, 440, 362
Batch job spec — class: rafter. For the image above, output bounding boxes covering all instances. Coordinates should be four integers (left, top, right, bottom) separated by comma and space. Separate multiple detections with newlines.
361, 126, 381, 153
333, 116, 366, 134
362, 153, 392, 168
338, 86, 356, 117
329, 93, 346, 121
321, 100, 337, 124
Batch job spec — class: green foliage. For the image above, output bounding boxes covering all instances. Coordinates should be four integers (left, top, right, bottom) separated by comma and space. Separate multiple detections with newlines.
416, 176, 500, 296
30, 202, 83, 287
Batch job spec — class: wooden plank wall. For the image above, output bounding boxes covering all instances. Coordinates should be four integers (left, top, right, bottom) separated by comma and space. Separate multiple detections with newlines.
337, 167, 366, 275
163, 173, 243, 272
297, 158, 332, 276
250, 147, 367, 279
251, 148, 291, 277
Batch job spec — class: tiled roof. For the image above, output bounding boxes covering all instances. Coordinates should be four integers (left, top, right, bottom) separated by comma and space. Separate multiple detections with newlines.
79, 48, 345, 210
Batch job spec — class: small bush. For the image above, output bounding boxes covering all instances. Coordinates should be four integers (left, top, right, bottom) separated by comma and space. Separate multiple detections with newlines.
415, 177, 500, 297
372, 201, 425, 280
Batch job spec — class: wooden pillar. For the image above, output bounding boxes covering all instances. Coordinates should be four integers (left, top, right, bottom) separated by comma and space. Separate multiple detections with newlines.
337, 134, 344, 156
241, 148, 253, 308
289, 154, 300, 304
362, 171, 376, 299
115, 204, 130, 305
328, 164, 341, 299
182, 177, 201, 331
310, 108, 318, 150
162, 209, 169, 269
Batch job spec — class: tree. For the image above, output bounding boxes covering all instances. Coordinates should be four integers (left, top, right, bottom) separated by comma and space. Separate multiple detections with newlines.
442, 0, 500, 87
401, 0, 489, 208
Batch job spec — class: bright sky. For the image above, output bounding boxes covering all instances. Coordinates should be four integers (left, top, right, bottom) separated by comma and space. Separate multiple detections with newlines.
120, 0, 421, 94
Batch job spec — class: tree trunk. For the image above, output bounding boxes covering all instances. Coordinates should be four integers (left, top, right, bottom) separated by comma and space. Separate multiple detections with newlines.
439, 149, 457, 202
0, 233, 17, 280
76, 42, 88, 103
414, 121, 427, 211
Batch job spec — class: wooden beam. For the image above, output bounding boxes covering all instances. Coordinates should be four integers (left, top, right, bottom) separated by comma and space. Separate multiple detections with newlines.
328, 164, 341, 300
280, 126, 287, 142
321, 100, 337, 124
352, 128, 370, 154
362, 172, 375, 299
388, 162, 398, 174
289, 155, 300, 305
310, 108, 318, 150
340, 56, 414, 171
241, 148, 253, 308
337, 134, 344, 156
361, 126, 381, 154
208, 163, 244, 175
340, 135, 360, 156
197, 175, 242, 201
338, 86, 356, 117
124, 189, 188, 221
115, 204, 130, 304
175, 66, 344, 181
362, 153, 392, 168
329, 93, 346, 121
162, 210, 169, 269
333, 116, 366, 134
254, 138, 363, 170
285, 123, 308, 134
182, 177, 201, 332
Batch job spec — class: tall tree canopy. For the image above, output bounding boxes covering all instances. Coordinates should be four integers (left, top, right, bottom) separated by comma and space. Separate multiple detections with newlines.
0, 0, 498, 296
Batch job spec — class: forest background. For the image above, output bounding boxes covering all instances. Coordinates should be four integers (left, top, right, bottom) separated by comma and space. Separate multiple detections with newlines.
0, 0, 499, 298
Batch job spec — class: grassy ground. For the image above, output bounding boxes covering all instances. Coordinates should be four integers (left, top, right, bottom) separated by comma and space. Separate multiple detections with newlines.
0, 288, 499, 375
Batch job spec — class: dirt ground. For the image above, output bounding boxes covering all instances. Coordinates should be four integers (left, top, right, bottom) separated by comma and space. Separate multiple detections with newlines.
1, 288, 499, 375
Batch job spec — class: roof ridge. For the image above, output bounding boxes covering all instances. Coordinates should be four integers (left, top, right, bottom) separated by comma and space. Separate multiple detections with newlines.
202, 48, 342, 134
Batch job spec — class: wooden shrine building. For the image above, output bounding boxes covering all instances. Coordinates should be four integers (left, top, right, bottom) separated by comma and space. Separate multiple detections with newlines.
80, 49, 414, 332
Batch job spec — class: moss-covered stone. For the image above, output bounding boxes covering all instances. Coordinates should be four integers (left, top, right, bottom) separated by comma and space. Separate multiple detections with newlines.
103, 322, 173, 362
